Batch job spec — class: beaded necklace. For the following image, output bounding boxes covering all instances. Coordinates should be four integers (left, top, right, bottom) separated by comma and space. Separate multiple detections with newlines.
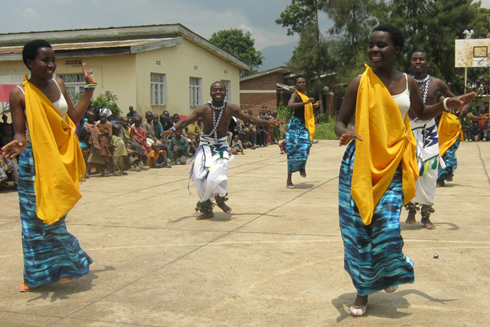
414, 74, 430, 104
203, 100, 227, 141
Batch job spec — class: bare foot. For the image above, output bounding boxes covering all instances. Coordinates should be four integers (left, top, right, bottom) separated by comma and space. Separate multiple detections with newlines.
421, 217, 436, 230
197, 212, 214, 220
406, 210, 416, 224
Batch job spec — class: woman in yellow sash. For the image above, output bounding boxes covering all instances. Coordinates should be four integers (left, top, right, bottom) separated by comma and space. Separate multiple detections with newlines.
285, 76, 321, 189
2, 40, 96, 291
334, 25, 475, 316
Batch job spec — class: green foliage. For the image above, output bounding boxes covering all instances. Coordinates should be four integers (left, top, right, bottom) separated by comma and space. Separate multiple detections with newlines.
314, 120, 338, 140
276, 102, 293, 124
315, 113, 328, 123
209, 29, 264, 76
278, 0, 489, 98
275, 0, 318, 36
91, 91, 122, 117
381, 0, 479, 93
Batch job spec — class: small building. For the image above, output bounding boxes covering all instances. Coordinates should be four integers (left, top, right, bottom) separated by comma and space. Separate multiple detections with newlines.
0, 24, 248, 116
240, 66, 337, 117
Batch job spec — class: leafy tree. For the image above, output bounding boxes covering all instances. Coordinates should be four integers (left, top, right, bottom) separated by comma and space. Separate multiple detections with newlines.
83, 91, 122, 117
208, 29, 264, 76
383, 0, 479, 92
277, 0, 336, 114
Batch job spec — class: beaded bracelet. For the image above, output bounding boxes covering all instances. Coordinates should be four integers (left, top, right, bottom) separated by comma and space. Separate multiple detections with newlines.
84, 83, 97, 90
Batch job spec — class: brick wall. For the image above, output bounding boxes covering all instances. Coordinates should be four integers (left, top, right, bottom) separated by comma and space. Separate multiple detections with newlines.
240, 72, 287, 115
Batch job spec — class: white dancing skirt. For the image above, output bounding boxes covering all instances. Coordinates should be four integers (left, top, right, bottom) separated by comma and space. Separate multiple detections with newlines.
191, 136, 232, 202
410, 119, 440, 205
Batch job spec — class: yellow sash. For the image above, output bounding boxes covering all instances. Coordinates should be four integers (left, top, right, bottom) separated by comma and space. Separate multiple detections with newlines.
438, 111, 463, 157
295, 90, 315, 142
351, 65, 418, 225
24, 76, 85, 224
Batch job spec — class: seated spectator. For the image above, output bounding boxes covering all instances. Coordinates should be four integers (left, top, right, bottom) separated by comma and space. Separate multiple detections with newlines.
168, 131, 189, 165
147, 142, 171, 168
185, 119, 202, 142
143, 111, 158, 145
126, 105, 137, 118
189, 133, 201, 156
110, 124, 128, 175
470, 122, 481, 141
130, 114, 151, 161
231, 134, 244, 155
153, 113, 164, 142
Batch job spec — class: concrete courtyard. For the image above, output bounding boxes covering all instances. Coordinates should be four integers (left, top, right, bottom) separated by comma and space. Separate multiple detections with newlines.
1, 140, 489, 327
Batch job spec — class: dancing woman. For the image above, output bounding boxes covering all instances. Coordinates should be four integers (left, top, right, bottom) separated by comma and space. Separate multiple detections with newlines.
2, 40, 95, 291
285, 76, 321, 189
334, 25, 475, 316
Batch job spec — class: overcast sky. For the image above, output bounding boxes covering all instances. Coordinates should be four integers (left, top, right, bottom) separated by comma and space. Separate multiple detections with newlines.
0, 0, 333, 50
0, 0, 488, 51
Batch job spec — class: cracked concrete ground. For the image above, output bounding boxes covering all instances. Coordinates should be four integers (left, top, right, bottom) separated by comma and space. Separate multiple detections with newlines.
1, 140, 489, 327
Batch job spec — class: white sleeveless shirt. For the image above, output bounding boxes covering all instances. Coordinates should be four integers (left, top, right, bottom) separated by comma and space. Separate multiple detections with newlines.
19, 79, 69, 142
391, 73, 411, 119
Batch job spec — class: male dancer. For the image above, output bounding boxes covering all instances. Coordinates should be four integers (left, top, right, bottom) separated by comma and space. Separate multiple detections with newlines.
171, 82, 284, 219
406, 50, 457, 229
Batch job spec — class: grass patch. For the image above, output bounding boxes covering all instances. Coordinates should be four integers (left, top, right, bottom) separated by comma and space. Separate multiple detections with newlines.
314, 121, 338, 140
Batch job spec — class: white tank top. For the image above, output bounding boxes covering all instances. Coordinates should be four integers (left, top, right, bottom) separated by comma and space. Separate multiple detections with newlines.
391, 73, 411, 119
19, 79, 69, 142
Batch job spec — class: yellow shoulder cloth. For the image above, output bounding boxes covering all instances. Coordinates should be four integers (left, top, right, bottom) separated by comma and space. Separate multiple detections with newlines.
24, 76, 85, 224
351, 65, 418, 225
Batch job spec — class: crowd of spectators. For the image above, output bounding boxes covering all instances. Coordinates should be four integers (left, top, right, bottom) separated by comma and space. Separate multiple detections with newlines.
76, 104, 285, 179
1, 103, 286, 186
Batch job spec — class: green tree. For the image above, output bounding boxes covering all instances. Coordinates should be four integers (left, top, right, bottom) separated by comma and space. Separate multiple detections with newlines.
208, 29, 264, 76
383, 0, 479, 93
277, 0, 336, 114
83, 90, 122, 117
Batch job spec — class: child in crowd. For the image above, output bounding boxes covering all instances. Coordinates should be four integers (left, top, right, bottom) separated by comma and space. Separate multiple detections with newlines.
84, 111, 110, 177
110, 124, 128, 175
168, 131, 189, 165
189, 133, 200, 156
470, 121, 481, 141
97, 112, 113, 174
231, 134, 244, 155
147, 142, 171, 168
130, 114, 151, 161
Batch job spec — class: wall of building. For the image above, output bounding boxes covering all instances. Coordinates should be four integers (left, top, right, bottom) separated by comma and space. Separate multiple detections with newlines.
135, 39, 241, 116
0, 40, 241, 117
240, 72, 287, 114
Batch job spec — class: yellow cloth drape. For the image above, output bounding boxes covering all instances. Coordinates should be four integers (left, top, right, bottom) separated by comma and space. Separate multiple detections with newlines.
438, 111, 463, 157
295, 90, 315, 142
24, 76, 85, 224
351, 65, 418, 225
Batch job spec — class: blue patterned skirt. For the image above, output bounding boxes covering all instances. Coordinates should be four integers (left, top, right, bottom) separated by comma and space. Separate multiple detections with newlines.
438, 135, 461, 183
285, 116, 311, 174
339, 142, 414, 295
17, 144, 93, 288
